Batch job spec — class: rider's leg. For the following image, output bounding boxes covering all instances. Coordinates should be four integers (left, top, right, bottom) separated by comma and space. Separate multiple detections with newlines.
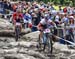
39, 31, 43, 42
43, 33, 47, 44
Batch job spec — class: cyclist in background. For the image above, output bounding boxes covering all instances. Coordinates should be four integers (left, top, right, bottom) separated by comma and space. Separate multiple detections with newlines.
12, 9, 23, 31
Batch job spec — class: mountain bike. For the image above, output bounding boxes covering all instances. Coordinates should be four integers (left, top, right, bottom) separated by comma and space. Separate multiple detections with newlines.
15, 22, 21, 41
37, 28, 53, 54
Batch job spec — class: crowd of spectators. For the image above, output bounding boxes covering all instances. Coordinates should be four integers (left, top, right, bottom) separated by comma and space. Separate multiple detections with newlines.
0, 0, 75, 43
0, 0, 13, 14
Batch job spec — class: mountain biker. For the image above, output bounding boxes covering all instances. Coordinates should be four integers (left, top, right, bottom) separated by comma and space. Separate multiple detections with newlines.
37, 13, 56, 43
12, 9, 23, 31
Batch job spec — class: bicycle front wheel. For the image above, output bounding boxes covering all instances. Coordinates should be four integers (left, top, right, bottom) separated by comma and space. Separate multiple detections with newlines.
37, 34, 45, 51
47, 35, 53, 54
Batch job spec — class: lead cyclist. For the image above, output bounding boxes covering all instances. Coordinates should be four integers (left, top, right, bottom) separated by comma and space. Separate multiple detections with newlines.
12, 9, 23, 32
37, 14, 56, 44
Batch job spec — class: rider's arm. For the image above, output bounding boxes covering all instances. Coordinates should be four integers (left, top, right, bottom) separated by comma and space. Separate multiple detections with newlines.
37, 23, 42, 30
49, 19, 57, 28
37, 18, 46, 30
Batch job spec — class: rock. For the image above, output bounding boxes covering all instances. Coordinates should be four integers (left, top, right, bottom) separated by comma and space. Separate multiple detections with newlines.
70, 54, 75, 59
0, 57, 4, 59
4, 54, 36, 59
53, 42, 68, 50
0, 28, 31, 37
0, 37, 15, 42
2, 46, 9, 49
23, 54, 36, 59
59, 57, 69, 59
0, 38, 6, 42
47, 54, 58, 59
18, 41, 37, 48
60, 49, 75, 56
4, 54, 24, 59
60, 49, 71, 55
0, 18, 31, 37
18, 48, 28, 54
22, 28, 31, 33
57, 53, 65, 57
8, 41, 37, 48
4, 48, 18, 54
24, 50, 46, 59
5, 38, 15, 42
7, 42, 19, 48
0, 18, 13, 30
0, 49, 5, 56
18, 49, 46, 59
22, 31, 40, 41
0, 42, 5, 48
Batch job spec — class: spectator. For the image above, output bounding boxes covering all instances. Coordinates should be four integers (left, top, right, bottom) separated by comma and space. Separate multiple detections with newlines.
0, 0, 4, 8
0, 0, 4, 14
59, 5, 63, 13
63, 7, 67, 13
8, 2, 13, 11
73, 7, 75, 15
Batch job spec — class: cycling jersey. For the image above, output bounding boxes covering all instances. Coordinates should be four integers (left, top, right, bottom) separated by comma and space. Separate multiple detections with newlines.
13, 12, 23, 23
39, 18, 53, 29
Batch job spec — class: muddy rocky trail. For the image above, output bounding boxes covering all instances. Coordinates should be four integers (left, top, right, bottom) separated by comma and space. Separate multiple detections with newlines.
0, 18, 75, 59
0, 32, 75, 59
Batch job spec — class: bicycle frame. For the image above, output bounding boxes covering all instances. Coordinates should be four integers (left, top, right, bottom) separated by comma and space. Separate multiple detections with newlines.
43, 28, 52, 44
42, 28, 53, 53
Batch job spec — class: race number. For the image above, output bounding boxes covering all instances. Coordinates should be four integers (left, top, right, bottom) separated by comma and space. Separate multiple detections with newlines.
44, 29, 50, 33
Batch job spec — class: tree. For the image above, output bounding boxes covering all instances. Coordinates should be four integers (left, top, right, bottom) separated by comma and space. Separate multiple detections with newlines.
60, 0, 64, 5
71, 0, 75, 6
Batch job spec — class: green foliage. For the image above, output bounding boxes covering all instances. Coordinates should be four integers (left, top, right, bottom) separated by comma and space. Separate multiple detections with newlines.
41, 0, 74, 6
11, 0, 75, 6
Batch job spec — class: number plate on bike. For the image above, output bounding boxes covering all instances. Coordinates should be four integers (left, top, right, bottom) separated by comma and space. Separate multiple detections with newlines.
44, 29, 50, 33
16, 23, 21, 26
